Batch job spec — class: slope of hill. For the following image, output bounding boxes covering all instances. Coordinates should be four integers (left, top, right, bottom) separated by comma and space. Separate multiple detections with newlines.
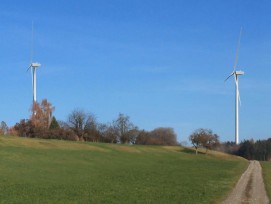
0, 136, 247, 203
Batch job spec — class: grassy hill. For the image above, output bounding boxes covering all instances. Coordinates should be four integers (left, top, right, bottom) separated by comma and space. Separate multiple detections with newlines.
0, 136, 247, 203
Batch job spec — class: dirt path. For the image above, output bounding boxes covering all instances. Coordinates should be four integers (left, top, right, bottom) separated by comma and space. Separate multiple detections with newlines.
223, 160, 269, 204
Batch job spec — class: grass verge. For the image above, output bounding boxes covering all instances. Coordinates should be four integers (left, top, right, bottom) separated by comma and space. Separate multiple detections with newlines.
261, 161, 271, 200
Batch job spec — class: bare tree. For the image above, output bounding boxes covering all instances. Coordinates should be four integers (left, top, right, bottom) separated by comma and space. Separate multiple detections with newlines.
126, 128, 140, 144
84, 114, 100, 142
0, 121, 9, 135
12, 119, 35, 138
68, 109, 97, 141
189, 128, 220, 154
135, 130, 150, 145
204, 133, 220, 152
98, 123, 118, 143
135, 128, 178, 146
68, 109, 87, 140
113, 113, 136, 144
58, 120, 70, 130
149, 127, 177, 146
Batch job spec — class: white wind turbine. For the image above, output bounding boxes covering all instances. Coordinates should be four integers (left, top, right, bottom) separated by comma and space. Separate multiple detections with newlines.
225, 28, 245, 145
27, 22, 41, 104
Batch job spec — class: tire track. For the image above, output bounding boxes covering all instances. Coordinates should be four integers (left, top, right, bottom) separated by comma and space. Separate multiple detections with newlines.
223, 160, 269, 204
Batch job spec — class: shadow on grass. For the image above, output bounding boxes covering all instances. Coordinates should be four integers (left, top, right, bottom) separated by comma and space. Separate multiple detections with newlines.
181, 148, 206, 155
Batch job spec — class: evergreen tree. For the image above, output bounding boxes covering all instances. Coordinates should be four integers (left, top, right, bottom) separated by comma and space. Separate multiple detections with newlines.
49, 116, 60, 129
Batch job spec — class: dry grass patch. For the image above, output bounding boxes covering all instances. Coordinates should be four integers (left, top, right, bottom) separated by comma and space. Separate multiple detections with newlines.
106, 144, 142, 153
162, 145, 182, 152
184, 146, 246, 161
0, 136, 109, 152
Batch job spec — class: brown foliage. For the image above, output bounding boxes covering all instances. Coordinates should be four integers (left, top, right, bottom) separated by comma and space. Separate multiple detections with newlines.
8, 126, 19, 136
10, 109, 180, 146
101, 125, 118, 143
36, 128, 79, 141
11, 119, 78, 141
13, 119, 35, 137
149, 128, 177, 145
135, 131, 150, 145
30, 99, 55, 129
135, 128, 178, 146
189, 128, 220, 154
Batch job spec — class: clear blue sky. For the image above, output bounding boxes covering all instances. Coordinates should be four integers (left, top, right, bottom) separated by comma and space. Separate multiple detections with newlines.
1, 0, 271, 143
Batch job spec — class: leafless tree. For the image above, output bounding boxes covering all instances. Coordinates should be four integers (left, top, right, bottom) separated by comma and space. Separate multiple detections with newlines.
135, 130, 150, 145
99, 123, 118, 143
0, 121, 9, 135
189, 128, 220, 154
68, 109, 97, 140
149, 127, 177, 145
135, 128, 177, 146
84, 115, 100, 142
113, 113, 136, 144
58, 120, 70, 130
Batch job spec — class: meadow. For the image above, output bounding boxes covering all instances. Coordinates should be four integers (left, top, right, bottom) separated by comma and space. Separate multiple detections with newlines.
261, 161, 271, 199
0, 136, 248, 203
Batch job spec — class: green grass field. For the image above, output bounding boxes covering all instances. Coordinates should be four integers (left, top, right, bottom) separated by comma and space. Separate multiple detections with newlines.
0, 136, 247, 203
261, 161, 271, 199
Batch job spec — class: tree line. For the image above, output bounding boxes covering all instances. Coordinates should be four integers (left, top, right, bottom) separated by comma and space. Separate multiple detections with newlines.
221, 139, 271, 161
3, 98, 271, 161
188, 129, 271, 161
3, 99, 178, 146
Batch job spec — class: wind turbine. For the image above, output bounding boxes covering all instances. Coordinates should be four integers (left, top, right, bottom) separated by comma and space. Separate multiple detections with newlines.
225, 27, 245, 145
27, 22, 41, 104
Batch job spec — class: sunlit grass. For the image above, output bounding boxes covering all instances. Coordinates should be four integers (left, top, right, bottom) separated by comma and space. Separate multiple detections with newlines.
0, 136, 248, 203
261, 161, 271, 199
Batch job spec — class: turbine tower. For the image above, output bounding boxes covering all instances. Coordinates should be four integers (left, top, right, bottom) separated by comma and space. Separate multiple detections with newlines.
225, 28, 245, 145
28, 62, 41, 103
27, 22, 41, 104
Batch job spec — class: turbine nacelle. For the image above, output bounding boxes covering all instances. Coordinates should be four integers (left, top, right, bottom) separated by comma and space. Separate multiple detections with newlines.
235, 70, 244, 75
30, 62, 41, 68
225, 70, 245, 81
27, 62, 41, 72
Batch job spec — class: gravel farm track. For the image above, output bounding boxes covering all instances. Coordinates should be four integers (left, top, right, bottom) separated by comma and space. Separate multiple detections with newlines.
223, 160, 269, 204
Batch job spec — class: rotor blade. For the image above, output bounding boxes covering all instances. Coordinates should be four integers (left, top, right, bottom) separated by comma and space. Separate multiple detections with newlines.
236, 85, 242, 106
225, 72, 234, 82
238, 90, 242, 106
30, 21, 34, 64
233, 27, 242, 71
26, 65, 32, 72
234, 74, 242, 106
31, 67, 34, 91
